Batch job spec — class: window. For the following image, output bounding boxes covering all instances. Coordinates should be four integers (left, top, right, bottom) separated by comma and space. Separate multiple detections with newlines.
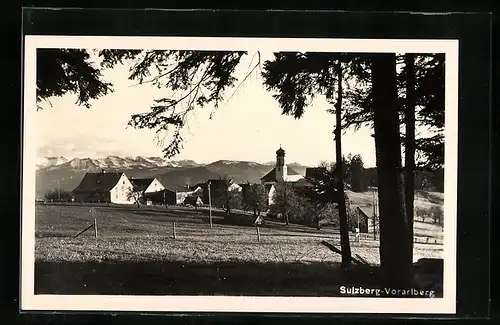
123, 181, 125, 184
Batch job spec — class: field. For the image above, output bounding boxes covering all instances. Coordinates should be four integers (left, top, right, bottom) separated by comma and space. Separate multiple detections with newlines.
34, 201, 444, 297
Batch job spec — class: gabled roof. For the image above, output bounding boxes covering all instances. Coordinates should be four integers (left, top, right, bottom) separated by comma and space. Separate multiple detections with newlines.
292, 178, 313, 189
73, 172, 124, 193
357, 206, 376, 219
129, 178, 155, 192
143, 189, 167, 197
305, 167, 328, 180
260, 166, 299, 182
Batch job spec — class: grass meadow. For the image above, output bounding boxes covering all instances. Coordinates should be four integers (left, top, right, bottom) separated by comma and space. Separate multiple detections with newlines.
33, 199, 444, 297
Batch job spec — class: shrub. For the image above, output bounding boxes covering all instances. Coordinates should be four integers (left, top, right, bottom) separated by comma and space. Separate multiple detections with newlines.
44, 189, 73, 202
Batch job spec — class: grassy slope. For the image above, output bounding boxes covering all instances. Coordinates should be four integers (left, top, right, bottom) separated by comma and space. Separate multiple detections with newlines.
346, 190, 444, 210
34, 204, 444, 296
35, 204, 443, 264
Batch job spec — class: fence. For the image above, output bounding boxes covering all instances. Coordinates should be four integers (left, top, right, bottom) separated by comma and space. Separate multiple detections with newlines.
74, 218, 98, 238
43, 201, 443, 246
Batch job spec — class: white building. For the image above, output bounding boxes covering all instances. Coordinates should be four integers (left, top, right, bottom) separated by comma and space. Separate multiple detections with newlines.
130, 177, 165, 194
73, 171, 136, 204
129, 177, 166, 205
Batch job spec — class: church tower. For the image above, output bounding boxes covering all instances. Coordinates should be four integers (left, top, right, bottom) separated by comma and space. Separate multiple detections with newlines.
275, 146, 287, 181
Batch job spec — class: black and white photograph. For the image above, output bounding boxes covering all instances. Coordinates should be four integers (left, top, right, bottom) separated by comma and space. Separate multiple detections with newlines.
21, 36, 458, 314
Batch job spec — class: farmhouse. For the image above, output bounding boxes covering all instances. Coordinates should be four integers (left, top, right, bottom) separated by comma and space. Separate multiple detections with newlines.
129, 177, 166, 204
142, 189, 172, 205
194, 179, 241, 205
184, 196, 203, 207
129, 177, 165, 195
72, 170, 135, 204
158, 185, 204, 205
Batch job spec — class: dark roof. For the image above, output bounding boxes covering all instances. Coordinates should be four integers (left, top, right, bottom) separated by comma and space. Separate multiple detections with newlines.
276, 147, 285, 156
189, 183, 204, 190
143, 189, 167, 197
208, 178, 233, 184
165, 185, 194, 193
260, 166, 299, 182
184, 196, 203, 205
305, 167, 327, 180
292, 178, 313, 189
129, 178, 155, 192
73, 172, 124, 193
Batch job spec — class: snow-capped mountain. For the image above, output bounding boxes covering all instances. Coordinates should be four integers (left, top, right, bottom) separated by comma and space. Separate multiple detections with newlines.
37, 156, 201, 171
34, 155, 309, 199
36, 156, 69, 169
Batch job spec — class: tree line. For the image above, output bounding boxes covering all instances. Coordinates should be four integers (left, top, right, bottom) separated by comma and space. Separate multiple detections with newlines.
341, 154, 444, 193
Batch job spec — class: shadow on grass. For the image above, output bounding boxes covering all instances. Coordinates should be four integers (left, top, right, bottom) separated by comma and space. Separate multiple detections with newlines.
35, 260, 443, 298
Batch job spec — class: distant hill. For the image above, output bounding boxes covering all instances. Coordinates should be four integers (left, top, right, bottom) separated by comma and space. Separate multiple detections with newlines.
204, 160, 307, 184
34, 156, 310, 199
158, 166, 223, 189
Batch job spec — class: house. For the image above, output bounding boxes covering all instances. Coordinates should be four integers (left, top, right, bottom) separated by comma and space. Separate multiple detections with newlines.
72, 170, 135, 204
129, 177, 165, 203
355, 206, 379, 233
129, 177, 165, 194
184, 196, 203, 207
305, 167, 328, 180
141, 189, 171, 205
228, 182, 242, 192
159, 185, 204, 205
195, 178, 239, 205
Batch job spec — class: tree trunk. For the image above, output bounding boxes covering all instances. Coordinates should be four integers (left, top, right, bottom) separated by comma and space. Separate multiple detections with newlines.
335, 59, 352, 267
404, 53, 416, 259
371, 53, 412, 288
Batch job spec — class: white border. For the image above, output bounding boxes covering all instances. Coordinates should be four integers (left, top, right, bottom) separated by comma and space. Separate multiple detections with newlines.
21, 36, 459, 314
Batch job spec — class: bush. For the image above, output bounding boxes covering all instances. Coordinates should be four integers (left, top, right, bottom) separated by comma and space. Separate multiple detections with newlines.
44, 189, 73, 202
318, 203, 339, 225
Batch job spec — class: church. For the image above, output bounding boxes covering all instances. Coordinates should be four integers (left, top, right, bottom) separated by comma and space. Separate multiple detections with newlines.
260, 146, 311, 205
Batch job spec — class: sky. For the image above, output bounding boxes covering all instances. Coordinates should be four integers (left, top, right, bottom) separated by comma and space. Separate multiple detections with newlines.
35, 50, 401, 168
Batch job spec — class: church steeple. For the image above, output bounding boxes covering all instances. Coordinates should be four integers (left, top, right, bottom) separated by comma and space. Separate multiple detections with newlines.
275, 146, 287, 181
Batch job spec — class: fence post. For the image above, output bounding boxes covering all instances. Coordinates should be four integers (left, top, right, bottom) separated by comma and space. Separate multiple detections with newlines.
94, 218, 97, 238
256, 226, 261, 242
208, 182, 213, 228
173, 222, 176, 239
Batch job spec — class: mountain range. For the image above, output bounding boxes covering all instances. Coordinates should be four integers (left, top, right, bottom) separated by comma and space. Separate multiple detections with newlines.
35, 156, 309, 199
